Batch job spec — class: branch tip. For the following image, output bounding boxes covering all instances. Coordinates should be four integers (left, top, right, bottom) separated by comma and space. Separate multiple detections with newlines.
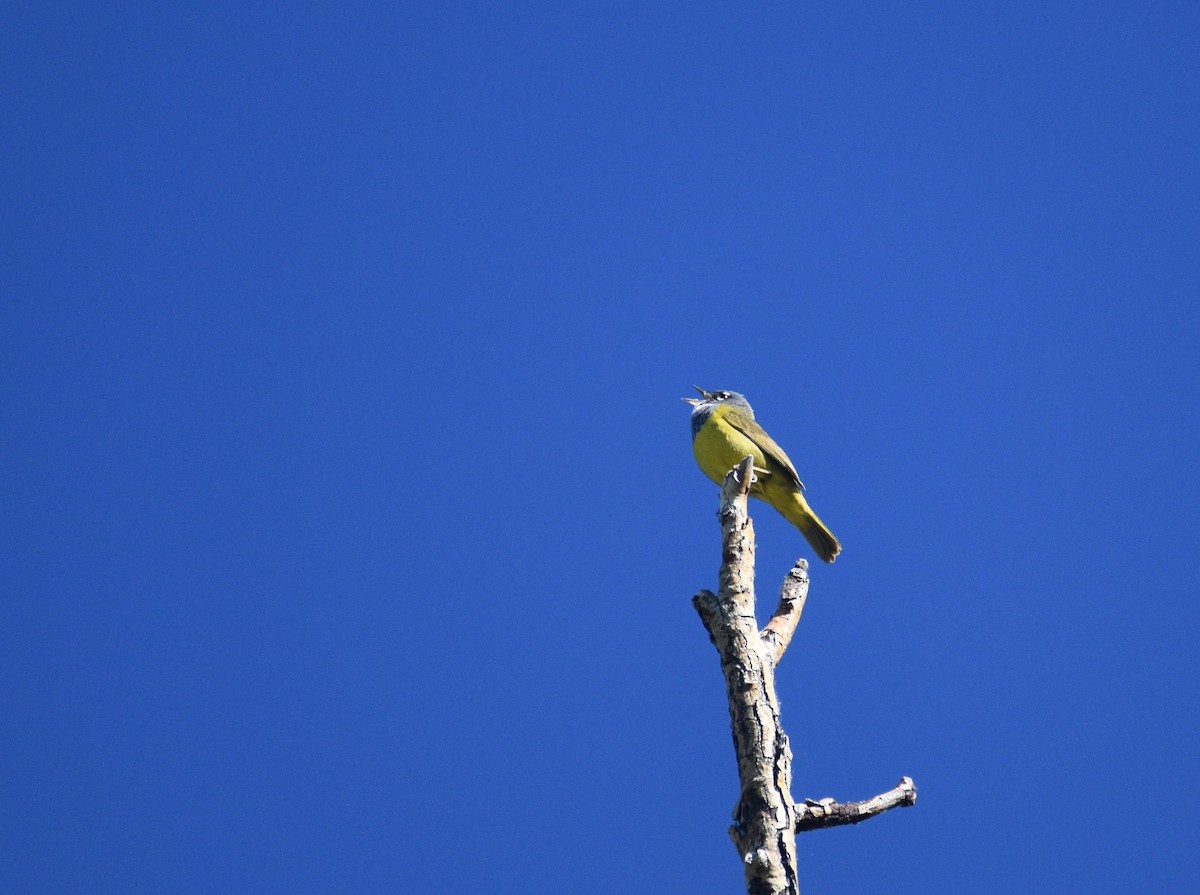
722, 455, 756, 499
795, 777, 918, 833
760, 560, 811, 664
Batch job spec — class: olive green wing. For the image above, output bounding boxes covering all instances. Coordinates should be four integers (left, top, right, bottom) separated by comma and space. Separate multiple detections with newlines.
723, 407, 805, 489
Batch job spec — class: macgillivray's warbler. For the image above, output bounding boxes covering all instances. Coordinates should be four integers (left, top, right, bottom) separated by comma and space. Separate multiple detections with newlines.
684, 386, 841, 563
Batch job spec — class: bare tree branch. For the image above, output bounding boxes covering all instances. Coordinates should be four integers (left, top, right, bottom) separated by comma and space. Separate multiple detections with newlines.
691, 457, 916, 892
692, 457, 800, 895
795, 778, 918, 832
760, 560, 809, 665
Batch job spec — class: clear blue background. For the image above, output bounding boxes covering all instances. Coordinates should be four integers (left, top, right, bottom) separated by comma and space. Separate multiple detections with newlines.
3, 2, 1198, 892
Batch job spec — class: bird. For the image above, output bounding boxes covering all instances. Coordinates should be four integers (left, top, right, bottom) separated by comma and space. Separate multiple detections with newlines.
684, 386, 841, 563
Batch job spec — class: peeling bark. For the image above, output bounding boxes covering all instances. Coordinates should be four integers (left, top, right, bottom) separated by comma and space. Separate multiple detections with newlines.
692, 457, 916, 894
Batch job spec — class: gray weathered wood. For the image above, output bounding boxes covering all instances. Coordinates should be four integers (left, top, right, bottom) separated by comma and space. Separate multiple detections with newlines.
692, 456, 916, 894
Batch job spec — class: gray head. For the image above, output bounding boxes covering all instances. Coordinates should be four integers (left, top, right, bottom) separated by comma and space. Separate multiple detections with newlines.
682, 386, 755, 436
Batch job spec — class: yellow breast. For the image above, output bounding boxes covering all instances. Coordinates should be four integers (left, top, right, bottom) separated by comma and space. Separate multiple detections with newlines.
692, 405, 767, 486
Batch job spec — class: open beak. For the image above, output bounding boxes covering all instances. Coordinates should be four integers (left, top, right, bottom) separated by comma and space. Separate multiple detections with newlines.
682, 385, 709, 405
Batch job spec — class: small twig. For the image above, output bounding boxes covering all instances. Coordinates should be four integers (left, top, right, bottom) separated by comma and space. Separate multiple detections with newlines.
760, 560, 809, 665
795, 777, 918, 833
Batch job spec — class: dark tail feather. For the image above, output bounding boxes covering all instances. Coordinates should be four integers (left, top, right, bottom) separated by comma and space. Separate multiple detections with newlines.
784, 493, 842, 563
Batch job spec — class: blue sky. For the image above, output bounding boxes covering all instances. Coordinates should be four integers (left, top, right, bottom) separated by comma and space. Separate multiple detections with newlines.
3, 2, 1198, 892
